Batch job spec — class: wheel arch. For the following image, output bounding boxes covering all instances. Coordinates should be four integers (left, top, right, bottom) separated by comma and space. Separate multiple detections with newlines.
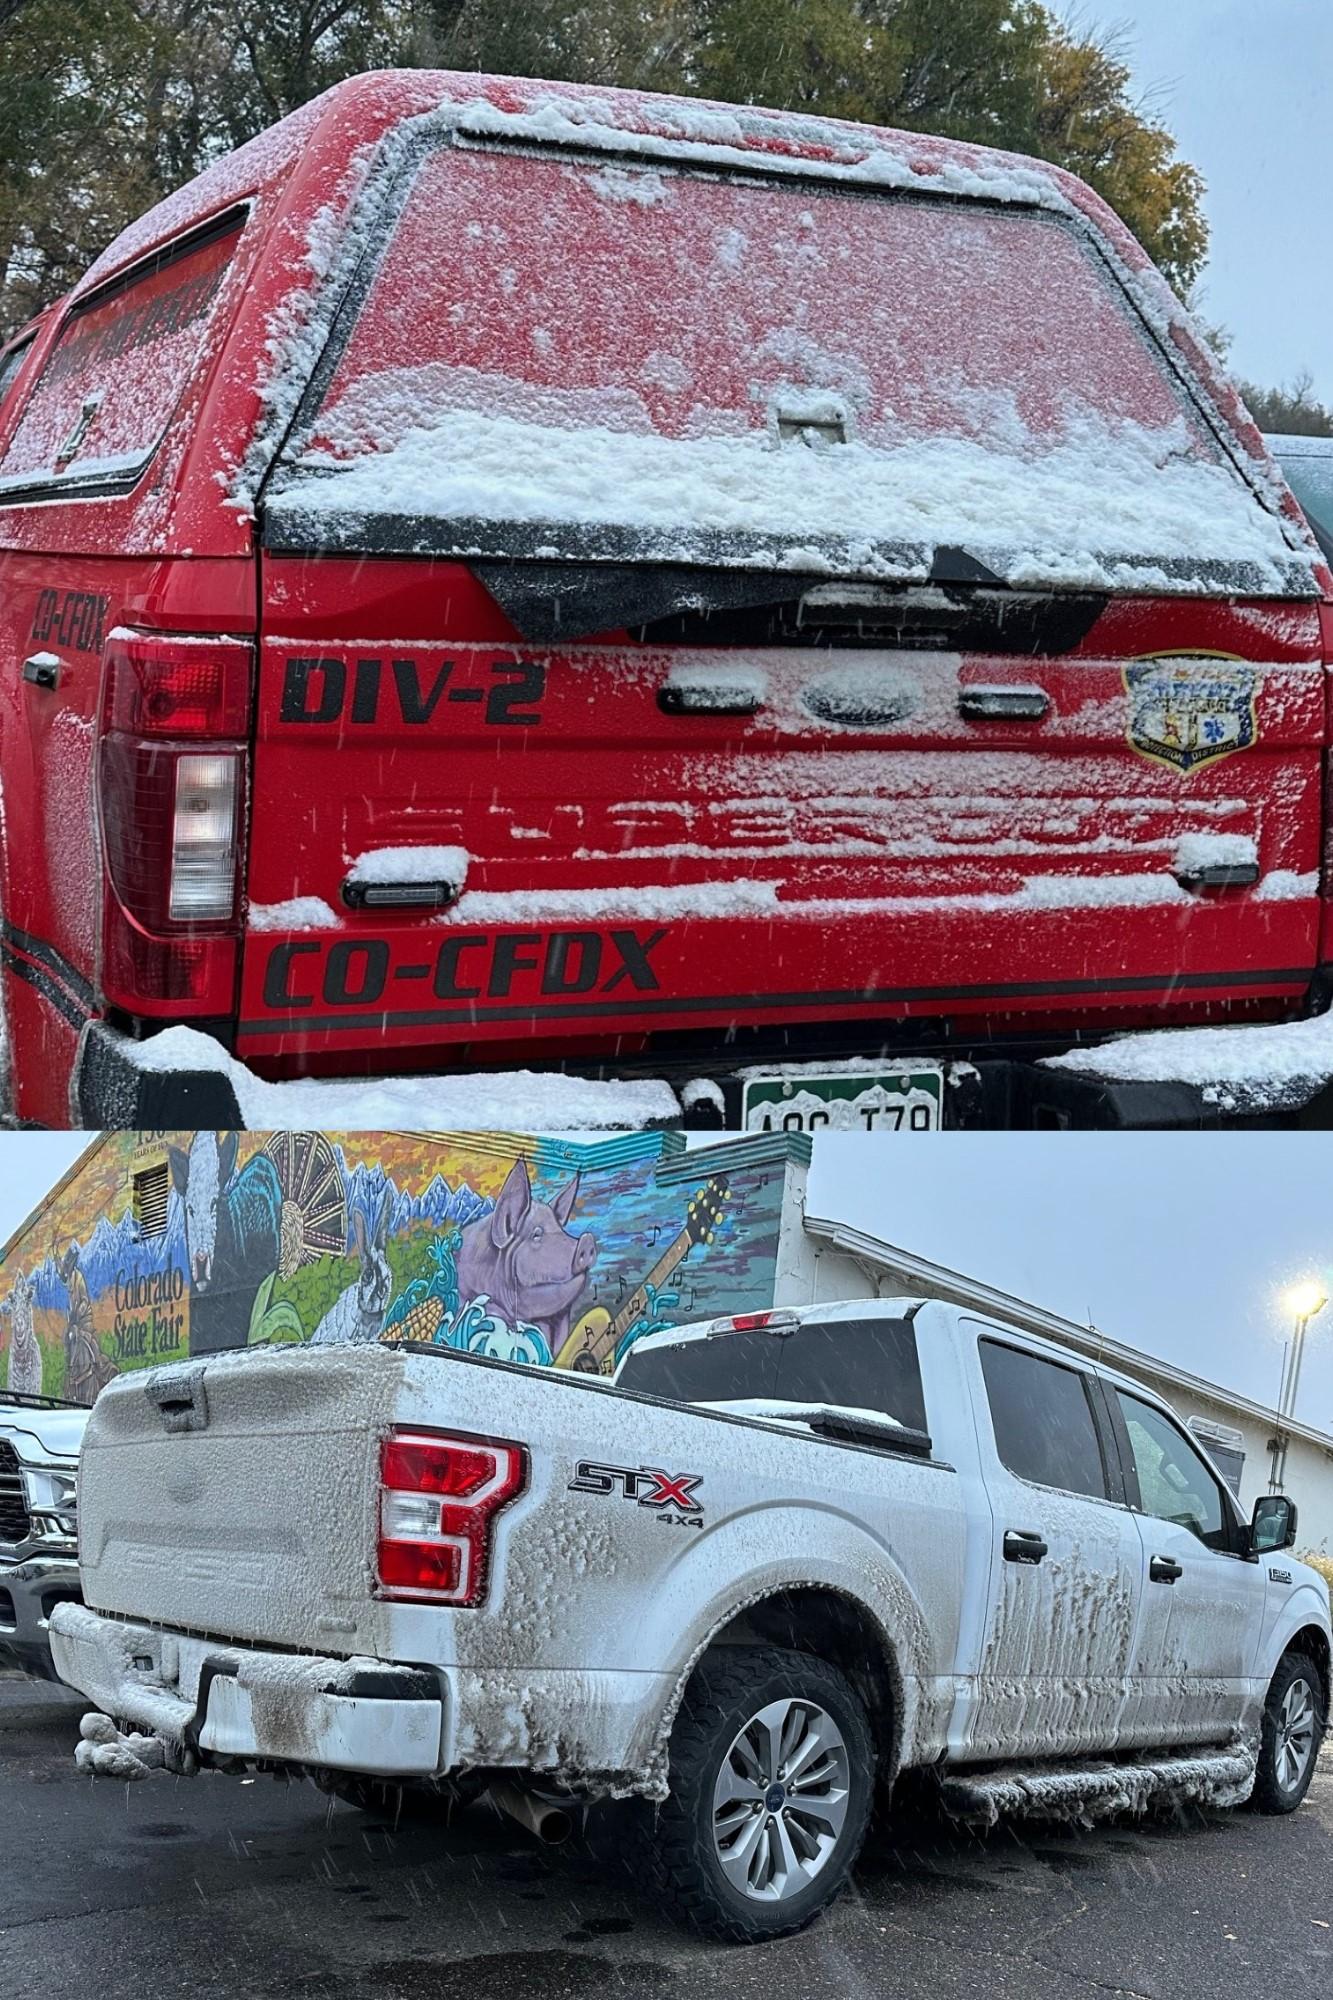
1283, 1621, 1331, 1707
656, 1582, 910, 1787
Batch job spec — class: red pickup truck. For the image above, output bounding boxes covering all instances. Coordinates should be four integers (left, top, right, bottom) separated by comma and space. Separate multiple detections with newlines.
0, 71, 1327, 1130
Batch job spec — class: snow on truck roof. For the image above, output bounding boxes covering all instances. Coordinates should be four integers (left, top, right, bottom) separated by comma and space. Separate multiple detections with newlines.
78, 67, 1131, 290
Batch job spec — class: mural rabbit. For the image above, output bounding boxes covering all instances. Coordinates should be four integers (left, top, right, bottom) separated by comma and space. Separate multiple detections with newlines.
4, 1272, 42, 1398
309, 1196, 392, 1346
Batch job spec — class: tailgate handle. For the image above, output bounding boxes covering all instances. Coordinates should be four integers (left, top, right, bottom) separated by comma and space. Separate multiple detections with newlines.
144, 1365, 209, 1433
1174, 862, 1260, 890
658, 683, 763, 717
342, 879, 462, 911
958, 687, 1049, 721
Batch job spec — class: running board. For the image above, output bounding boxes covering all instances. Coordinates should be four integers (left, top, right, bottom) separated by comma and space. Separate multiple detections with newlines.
938, 1745, 1256, 1829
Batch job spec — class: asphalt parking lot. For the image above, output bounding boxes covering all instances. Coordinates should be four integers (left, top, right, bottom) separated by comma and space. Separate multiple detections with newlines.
3, 1674, 1330, 2000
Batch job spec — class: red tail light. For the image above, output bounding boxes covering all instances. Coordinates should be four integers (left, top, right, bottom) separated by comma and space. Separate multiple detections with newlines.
96, 629, 253, 1014
377, 1428, 527, 1606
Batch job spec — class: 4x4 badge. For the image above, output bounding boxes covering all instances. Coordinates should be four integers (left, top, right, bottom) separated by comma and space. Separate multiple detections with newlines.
1124, 655, 1258, 773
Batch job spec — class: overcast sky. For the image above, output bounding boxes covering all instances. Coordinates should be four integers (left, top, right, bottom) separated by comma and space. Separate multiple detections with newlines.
806, 1133, 1333, 1435
1107, 0, 1330, 399
2, 1131, 1332, 1440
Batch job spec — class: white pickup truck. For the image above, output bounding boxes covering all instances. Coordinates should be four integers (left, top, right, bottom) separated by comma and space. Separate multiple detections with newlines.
50, 1300, 1330, 1944
0, 1392, 84, 1679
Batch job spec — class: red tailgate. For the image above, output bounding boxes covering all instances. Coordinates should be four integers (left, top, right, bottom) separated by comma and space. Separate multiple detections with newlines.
240, 562, 1325, 1068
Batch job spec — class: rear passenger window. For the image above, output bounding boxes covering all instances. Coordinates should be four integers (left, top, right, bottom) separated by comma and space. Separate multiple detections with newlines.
980, 1340, 1109, 1499
775, 1319, 928, 1435
0, 210, 244, 498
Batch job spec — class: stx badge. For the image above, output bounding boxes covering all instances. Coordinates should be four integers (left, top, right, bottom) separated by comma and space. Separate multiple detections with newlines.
569, 1460, 703, 1524
1124, 656, 1258, 773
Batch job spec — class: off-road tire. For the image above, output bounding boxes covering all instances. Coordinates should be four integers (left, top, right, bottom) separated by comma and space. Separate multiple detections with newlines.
1252, 1651, 1326, 1814
646, 1645, 876, 1944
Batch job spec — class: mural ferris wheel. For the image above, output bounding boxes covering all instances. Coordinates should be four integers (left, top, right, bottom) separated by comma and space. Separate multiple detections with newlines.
262, 1132, 349, 1277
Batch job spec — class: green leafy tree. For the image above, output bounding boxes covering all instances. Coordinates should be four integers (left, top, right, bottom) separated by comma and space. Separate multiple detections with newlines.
686, 2, 1206, 291
1236, 370, 1333, 440
0, 0, 1209, 329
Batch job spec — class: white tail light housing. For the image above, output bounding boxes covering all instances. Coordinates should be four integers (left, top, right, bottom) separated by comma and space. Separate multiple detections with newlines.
169, 752, 240, 919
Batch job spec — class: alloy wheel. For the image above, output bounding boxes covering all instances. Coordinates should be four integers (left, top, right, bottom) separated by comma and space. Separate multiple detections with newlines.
1277, 1675, 1318, 1793
711, 1695, 851, 1903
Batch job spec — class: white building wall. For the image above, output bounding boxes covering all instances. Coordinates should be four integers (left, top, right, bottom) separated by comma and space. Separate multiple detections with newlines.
775, 1191, 1333, 1557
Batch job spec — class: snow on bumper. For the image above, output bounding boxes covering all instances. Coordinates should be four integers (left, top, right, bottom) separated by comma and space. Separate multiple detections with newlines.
1041, 998, 1333, 1119
73, 1020, 680, 1131
49, 1604, 444, 1777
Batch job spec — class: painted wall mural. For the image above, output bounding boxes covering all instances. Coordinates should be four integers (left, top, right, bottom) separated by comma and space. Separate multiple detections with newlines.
0, 1131, 797, 1404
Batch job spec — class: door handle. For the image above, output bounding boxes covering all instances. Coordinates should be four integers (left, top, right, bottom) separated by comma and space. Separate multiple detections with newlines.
22, 652, 61, 691
1173, 861, 1260, 890
958, 687, 1049, 722
1003, 1529, 1049, 1565
1149, 1555, 1183, 1584
658, 683, 763, 717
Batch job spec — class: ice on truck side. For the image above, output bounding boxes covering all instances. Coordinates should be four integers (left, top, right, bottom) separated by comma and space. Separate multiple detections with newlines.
1, 70, 1331, 1133
49, 1299, 1330, 1945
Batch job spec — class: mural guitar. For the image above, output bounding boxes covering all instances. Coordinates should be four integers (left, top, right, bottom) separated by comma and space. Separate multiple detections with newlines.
556, 1178, 731, 1374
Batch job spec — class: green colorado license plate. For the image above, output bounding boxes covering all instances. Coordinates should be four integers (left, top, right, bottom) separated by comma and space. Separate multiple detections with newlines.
741, 1069, 945, 1133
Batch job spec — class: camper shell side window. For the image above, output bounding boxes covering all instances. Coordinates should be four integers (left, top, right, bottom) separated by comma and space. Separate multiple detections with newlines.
0, 206, 248, 504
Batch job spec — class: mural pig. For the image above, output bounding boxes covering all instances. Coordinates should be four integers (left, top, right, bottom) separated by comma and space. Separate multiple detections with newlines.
455, 1160, 597, 1354
4, 1272, 42, 1398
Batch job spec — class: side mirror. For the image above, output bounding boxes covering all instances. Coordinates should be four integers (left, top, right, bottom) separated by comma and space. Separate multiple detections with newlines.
1250, 1493, 1298, 1556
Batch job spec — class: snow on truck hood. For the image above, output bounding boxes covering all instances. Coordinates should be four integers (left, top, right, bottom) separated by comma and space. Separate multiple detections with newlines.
256, 80, 1317, 600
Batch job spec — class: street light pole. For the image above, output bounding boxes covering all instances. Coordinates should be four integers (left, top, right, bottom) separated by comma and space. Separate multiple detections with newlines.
1271, 1284, 1328, 1493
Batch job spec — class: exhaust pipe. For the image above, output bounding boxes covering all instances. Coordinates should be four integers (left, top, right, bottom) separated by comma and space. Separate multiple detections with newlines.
487, 1779, 574, 1845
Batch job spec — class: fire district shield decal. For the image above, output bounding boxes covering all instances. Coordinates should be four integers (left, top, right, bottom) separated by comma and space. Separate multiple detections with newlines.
1123, 657, 1258, 773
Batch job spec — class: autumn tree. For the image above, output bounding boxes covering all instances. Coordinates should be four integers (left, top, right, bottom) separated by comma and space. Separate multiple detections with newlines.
0, 0, 1210, 332
688, 1, 1207, 292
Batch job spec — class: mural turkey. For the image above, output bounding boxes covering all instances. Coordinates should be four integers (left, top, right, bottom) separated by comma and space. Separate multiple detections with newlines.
0, 1131, 791, 1403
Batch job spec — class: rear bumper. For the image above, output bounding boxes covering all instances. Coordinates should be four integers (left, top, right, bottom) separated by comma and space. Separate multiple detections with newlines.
73, 1015, 1333, 1132
49, 1603, 444, 1776
50, 1603, 672, 1791
0, 1557, 82, 1681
